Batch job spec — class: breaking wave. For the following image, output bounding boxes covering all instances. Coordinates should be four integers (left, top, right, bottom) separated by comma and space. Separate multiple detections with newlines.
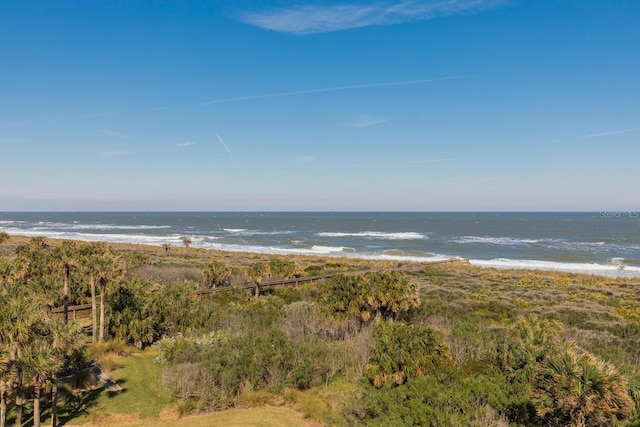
316, 231, 426, 240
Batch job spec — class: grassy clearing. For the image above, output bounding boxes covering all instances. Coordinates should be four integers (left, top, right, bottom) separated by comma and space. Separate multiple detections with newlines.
64, 345, 319, 426
70, 348, 173, 425
290, 378, 359, 427
130, 406, 317, 427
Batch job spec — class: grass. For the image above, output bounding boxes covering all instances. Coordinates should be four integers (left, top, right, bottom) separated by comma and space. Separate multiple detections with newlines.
292, 378, 359, 427
63, 345, 319, 426
70, 347, 173, 425
130, 406, 317, 427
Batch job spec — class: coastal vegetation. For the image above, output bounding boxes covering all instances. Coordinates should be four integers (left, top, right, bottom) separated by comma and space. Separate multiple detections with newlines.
1, 234, 639, 426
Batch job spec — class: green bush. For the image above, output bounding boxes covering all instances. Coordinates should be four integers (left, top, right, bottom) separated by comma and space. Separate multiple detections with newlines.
348, 366, 513, 426
321, 272, 420, 324
365, 320, 449, 388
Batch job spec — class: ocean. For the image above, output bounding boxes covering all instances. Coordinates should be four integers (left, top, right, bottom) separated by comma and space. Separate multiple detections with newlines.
1, 212, 639, 278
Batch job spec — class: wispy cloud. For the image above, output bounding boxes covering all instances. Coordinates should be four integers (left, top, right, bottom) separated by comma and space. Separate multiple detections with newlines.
0, 137, 30, 144
241, 0, 506, 34
575, 127, 640, 140
202, 76, 461, 105
102, 130, 131, 139
176, 141, 197, 147
216, 133, 239, 170
349, 114, 390, 128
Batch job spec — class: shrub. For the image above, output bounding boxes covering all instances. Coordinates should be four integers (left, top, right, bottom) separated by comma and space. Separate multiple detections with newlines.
533, 345, 634, 426
348, 366, 513, 426
269, 258, 299, 280
321, 272, 420, 325
202, 261, 231, 288
365, 320, 449, 388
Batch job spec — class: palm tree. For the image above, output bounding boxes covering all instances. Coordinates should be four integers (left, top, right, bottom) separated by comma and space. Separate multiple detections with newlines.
249, 262, 270, 284
203, 261, 231, 288
363, 272, 420, 321
498, 315, 562, 385
81, 243, 125, 342
51, 240, 78, 323
0, 287, 46, 427
533, 345, 634, 426
365, 320, 449, 388
321, 274, 365, 322
15, 238, 54, 294
47, 318, 85, 427
80, 243, 102, 343
0, 256, 82, 427
21, 339, 60, 427
98, 254, 125, 342
180, 237, 192, 248
268, 258, 299, 280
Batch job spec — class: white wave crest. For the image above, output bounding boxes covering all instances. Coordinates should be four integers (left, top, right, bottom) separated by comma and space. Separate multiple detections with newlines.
72, 224, 172, 230
10, 221, 171, 231
454, 236, 636, 254
317, 231, 426, 240
453, 236, 541, 245
470, 258, 640, 278
222, 228, 294, 236
310, 245, 355, 253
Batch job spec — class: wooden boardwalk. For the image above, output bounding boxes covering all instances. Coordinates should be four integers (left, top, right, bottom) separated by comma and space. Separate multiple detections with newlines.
52, 303, 93, 320
53, 258, 463, 319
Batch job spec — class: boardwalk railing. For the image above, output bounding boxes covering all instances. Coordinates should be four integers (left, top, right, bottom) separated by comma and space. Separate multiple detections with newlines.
52, 258, 465, 319
193, 272, 335, 296
51, 303, 93, 320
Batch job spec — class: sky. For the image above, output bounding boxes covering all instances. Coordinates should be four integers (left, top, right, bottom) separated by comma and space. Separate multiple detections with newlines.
0, 0, 639, 211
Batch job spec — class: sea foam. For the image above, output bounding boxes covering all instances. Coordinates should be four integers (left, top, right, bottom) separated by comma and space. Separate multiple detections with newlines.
470, 258, 640, 278
310, 245, 355, 253
453, 236, 541, 245
317, 231, 426, 240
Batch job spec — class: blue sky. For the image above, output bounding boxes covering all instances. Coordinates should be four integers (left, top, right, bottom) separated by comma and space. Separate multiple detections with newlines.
1, 0, 638, 211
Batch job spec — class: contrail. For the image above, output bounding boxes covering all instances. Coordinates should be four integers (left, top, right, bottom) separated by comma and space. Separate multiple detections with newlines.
575, 127, 640, 140
216, 133, 239, 170
201, 76, 462, 105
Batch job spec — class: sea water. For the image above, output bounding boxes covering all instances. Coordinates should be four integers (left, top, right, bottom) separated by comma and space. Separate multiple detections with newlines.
1, 212, 638, 278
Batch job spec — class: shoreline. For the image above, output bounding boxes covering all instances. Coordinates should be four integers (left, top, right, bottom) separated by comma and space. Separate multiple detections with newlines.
2, 233, 640, 281
2, 211, 639, 279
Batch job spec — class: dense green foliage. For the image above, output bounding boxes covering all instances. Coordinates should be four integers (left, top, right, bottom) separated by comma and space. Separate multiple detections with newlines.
351, 366, 517, 426
1, 235, 639, 426
321, 271, 420, 324
202, 261, 231, 288
366, 320, 449, 388
107, 279, 201, 348
1, 238, 89, 427
268, 258, 299, 280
